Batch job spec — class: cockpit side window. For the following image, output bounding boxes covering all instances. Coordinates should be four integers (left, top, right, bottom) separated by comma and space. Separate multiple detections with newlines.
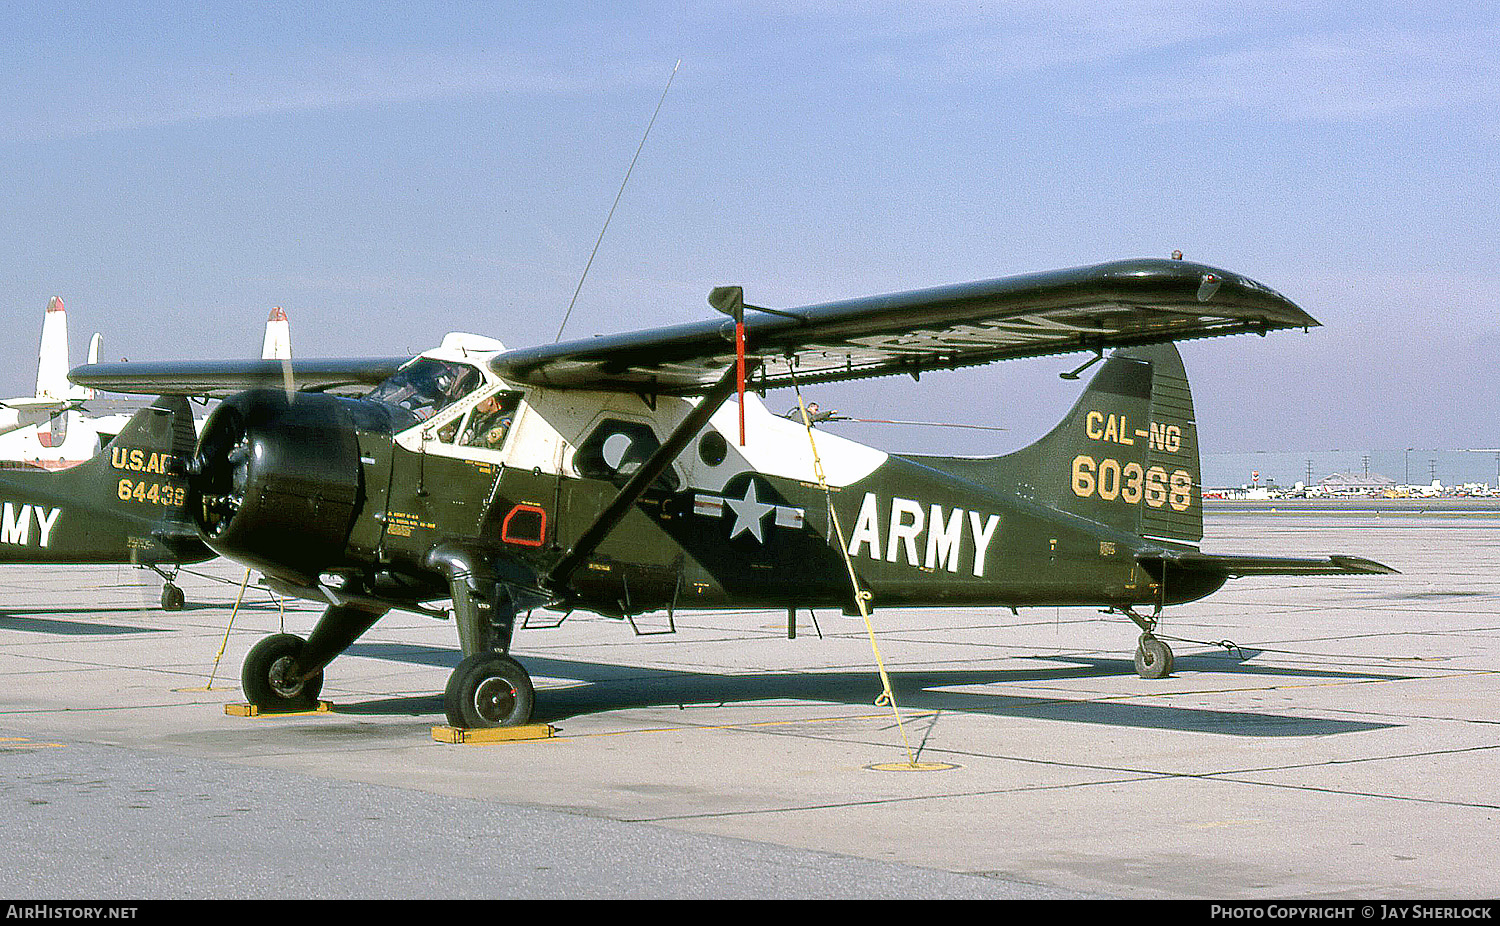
366, 359, 483, 426
459, 390, 524, 451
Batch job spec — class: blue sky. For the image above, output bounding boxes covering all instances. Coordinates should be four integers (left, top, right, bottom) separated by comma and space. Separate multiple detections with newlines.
0, 2, 1494, 457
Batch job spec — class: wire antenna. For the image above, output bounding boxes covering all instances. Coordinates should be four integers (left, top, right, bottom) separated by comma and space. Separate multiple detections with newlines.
831, 417, 1009, 432
554, 58, 681, 343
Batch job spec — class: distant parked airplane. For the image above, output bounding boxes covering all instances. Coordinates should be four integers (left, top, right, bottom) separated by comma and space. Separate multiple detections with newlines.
0, 296, 100, 441
0, 302, 296, 468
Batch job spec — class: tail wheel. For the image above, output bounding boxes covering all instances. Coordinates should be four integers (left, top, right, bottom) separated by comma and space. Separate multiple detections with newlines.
160, 583, 185, 611
444, 653, 535, 729
243, 633, 324, 712
1134, 635, 1174, 679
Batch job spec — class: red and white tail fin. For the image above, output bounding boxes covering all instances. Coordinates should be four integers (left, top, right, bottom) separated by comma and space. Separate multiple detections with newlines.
261, 306, 292, 360
35, 296, 70, 400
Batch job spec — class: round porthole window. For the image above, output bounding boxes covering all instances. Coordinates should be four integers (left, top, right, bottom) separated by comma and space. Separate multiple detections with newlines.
698, 431, 728, 467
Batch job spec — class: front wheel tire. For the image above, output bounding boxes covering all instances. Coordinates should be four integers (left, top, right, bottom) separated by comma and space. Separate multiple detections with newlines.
242, 633, 324, 712
444, 653, 535, 729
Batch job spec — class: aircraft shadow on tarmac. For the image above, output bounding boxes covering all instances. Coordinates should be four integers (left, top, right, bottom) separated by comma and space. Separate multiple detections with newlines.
0, 608, 161, 635
341, 643, 1402, 737
0, 599, 290, 636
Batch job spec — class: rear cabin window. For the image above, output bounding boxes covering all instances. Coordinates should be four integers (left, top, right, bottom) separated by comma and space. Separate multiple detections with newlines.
575, 419, 679, 491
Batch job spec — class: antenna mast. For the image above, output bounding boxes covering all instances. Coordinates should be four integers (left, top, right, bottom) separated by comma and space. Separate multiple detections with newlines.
554, 59, 681, 343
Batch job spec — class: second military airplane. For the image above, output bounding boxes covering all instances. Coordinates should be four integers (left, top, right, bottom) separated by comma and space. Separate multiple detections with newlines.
0, 304, 309, 608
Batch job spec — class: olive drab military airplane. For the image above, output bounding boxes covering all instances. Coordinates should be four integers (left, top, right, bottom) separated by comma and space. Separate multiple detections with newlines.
0, 394, 214, 607
72, 257, 1394, 729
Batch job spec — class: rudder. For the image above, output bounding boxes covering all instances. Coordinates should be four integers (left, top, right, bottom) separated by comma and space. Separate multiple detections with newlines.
1134, 344, 1201, 547
0, 396, 198, 511
81, 395, 197, 483
990, 343, 1202, 546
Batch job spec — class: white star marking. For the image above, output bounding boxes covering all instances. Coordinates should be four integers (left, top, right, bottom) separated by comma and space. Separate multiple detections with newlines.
724, 480, 776, 543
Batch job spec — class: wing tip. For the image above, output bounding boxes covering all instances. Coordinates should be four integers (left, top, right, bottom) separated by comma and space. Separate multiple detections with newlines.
1329, 554, 1400, 575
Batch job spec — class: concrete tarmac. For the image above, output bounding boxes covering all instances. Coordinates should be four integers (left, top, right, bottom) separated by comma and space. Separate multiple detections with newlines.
0, 511, 1496, 899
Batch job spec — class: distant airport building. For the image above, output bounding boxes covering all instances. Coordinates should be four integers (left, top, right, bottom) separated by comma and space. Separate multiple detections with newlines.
1203, 451, 1499, 492
1317, 472, 1396, 495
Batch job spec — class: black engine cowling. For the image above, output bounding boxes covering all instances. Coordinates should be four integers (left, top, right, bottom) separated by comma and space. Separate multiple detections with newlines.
189, 389, 367, 583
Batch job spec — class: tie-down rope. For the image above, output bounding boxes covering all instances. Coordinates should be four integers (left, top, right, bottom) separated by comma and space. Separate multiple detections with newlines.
787, 374, 916, 766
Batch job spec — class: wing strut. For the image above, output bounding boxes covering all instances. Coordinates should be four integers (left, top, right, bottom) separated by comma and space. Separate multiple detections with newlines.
544, 361, 756, 594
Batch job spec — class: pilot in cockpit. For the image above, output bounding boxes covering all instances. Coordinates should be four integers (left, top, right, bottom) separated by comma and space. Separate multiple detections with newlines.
462, 391, 521, 449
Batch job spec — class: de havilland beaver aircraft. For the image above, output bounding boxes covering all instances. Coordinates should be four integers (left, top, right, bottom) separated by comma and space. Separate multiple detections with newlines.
0, 394, 213, 607
72, 257, 1394, 728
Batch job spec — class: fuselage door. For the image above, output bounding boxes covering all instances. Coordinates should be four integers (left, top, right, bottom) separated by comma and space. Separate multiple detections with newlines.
411, 385, 561, 552
367, 358, 489, 556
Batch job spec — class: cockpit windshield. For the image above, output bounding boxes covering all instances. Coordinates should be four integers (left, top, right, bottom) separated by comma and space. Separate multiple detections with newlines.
365, 359, 483, 428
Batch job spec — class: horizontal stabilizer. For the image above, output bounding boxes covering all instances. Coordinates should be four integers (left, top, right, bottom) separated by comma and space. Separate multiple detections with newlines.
0, 396, 76, 413
1140, 551, 1398, 577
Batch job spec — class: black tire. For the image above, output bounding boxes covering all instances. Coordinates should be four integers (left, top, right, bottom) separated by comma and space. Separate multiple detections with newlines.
444, 653, 535, 729
160, 584, 185, 611
242, 633, 324, 712
1134, 636, 1174, 679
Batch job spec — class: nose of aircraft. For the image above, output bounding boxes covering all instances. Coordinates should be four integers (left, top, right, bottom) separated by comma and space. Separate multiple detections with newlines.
187, 389, 365, 583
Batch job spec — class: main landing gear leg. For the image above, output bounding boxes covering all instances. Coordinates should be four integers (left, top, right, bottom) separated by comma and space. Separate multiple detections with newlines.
1119, 606, 1174, 680
443, 578, 534, 729
241, 603, 385, 712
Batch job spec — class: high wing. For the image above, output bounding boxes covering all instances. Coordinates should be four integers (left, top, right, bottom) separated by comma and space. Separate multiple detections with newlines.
492, 258, 1318, 395
68, 357, 409, 398
67, 258, 1315, 399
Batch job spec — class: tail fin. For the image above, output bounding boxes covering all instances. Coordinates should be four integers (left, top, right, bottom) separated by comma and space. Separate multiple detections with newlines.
35, 296, 70, 400
71, 332, 102, 401
0, 396, 203, 564
976, 342, 1203, 546
10, 396, 199, 511
89, 394, 199, 484
262, 307, 291, 360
